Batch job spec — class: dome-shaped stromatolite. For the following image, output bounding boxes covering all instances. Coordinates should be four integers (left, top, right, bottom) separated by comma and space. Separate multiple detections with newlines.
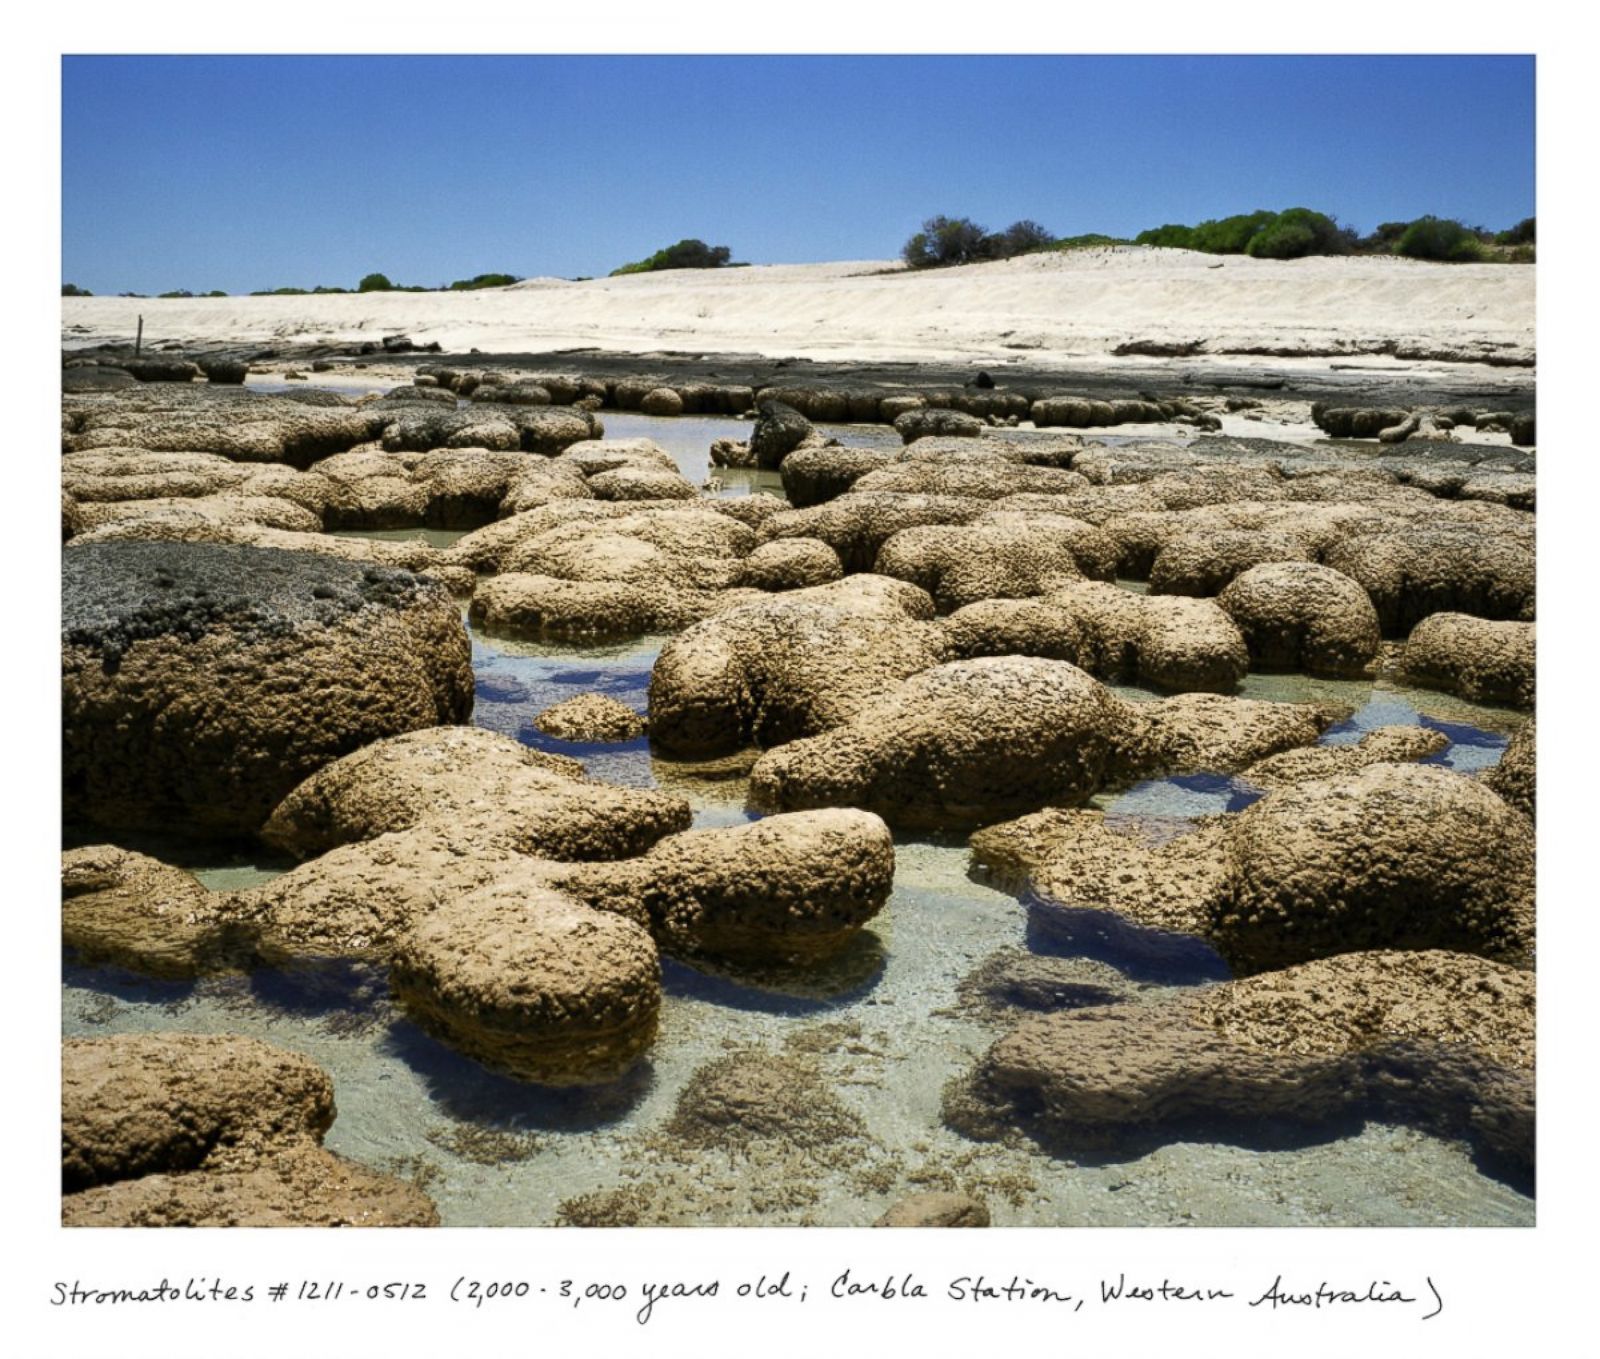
1322, 524, 1534, 635
1485, 720, 1535, 822
62, 1034, 437, 1226
62, 541, 473, 836
737, 538, 844, 591
779, 446, 897, 508
942, 598, 1084, 663
261, 725, 687, 861
1217, 561, 1381, 677
749, 400, 821, 469
1147, 529, 1313, 597
1221, 762, 1535, 974
874, 513, 1109, 611
949, 949, 1533, 1171
640, 386, 684, 417
1400, 613, 1535, 708
547, 808, 894, 963
532, 693, 648, 742
893, 407, 984, 442
1043, 580, 1249, 693
749, 657, 1130, 831
390, 879, 662, 1085
647, 575, 945, 757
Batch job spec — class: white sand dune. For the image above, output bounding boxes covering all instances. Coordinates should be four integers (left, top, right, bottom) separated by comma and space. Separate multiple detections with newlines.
61, 246, 1535, 368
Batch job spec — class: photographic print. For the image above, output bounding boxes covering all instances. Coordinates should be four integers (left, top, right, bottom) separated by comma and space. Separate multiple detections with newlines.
58, 51, 1536, 1237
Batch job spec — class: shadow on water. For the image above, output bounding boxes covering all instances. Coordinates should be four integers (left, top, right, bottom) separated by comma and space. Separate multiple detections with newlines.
660, 929, 888, 1014
379, 1019, 655, 1132
203, 959, 396, 1037
1022, 893, 1232, 986
514, 726, 651, 764
546, 667, 655, 693
63, 957, 197, 1009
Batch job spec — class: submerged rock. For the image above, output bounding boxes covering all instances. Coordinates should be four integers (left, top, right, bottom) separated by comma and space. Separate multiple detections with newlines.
977, 762, 1534, 974
875, 1192, 991, 1227
949, 949, 1533, 1172
533, 693, 648, 742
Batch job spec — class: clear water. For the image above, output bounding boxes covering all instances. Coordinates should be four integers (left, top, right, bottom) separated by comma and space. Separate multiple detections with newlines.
63, 408, 1534, 1226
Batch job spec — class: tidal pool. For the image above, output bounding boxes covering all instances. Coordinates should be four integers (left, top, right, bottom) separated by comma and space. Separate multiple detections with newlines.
62, 406, 1534, 1226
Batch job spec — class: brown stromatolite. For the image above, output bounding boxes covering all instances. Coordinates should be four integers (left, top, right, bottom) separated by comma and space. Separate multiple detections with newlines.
949, 949, 1533, 1170
389, 878, 662, 1085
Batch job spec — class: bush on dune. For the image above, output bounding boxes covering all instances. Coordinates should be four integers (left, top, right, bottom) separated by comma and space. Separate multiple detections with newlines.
900, 216, 1061, 269
1395, 216, 1485, 262
611, 239, 733, 276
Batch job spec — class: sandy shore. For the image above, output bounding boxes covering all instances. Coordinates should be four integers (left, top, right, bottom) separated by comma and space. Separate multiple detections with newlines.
62, 247, 1535, 370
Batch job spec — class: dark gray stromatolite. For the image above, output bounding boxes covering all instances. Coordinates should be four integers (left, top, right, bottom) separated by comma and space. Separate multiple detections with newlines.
63, 541, 473, 835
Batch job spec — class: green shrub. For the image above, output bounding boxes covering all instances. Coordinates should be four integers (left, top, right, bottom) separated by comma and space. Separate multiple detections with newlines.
610, 240, 732, 276
250, 287, 309, 296
992, 219, 1056, 257
1245, 208, 1351, 259
1189, 210, 1276, 254
357, 272, 394, 292
1396, 216, 1484, 262
61, 283, 92, 297
203, 290, 228, 298
1135, 223, 1196, 249
158, 289, 194, 299
448, 273, 520, 290
1496, 216, 1535, 245
901, 216, 994, 268
1052, 233, 1130, 250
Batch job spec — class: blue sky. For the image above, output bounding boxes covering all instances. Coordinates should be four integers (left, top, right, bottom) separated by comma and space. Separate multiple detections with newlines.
61, 54, 1535, 294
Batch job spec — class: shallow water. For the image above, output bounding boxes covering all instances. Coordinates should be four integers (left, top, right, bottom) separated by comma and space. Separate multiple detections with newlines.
63, 405, 1534, 1226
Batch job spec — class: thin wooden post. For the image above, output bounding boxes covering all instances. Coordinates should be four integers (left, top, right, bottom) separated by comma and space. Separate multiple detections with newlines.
135, 314, 144, 357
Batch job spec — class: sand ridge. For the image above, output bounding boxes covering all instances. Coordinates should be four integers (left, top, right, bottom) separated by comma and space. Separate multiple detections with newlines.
62, 246, 1535, 368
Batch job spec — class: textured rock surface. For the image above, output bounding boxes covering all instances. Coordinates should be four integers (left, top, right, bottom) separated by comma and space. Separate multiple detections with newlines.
1043, 580, 1249, 692
1220, 763, 1535, 973
875, 1192, 991, 1227
874, 514, 1108, 610
390, 877, 661, 1084
974, 762, 1533, 975
1484, 720, 1535, 821
261, 725, 688, 861
749, 658, 1133, 830
62, 1034, 436, 1226
950, 950, 1533, 1170
648, 575, 946, 757
1323, 525, 1535, 635
1401, 613, 1535, 708
737, 537, 844, 591
546, 809, 894, 963
532, 693, 648, 742
62, 846, 235, 978
1238, 725, 1450, 787
1218, 562, 1382, 677
63, 542, 472, 835
1148, 529, 1313, 596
